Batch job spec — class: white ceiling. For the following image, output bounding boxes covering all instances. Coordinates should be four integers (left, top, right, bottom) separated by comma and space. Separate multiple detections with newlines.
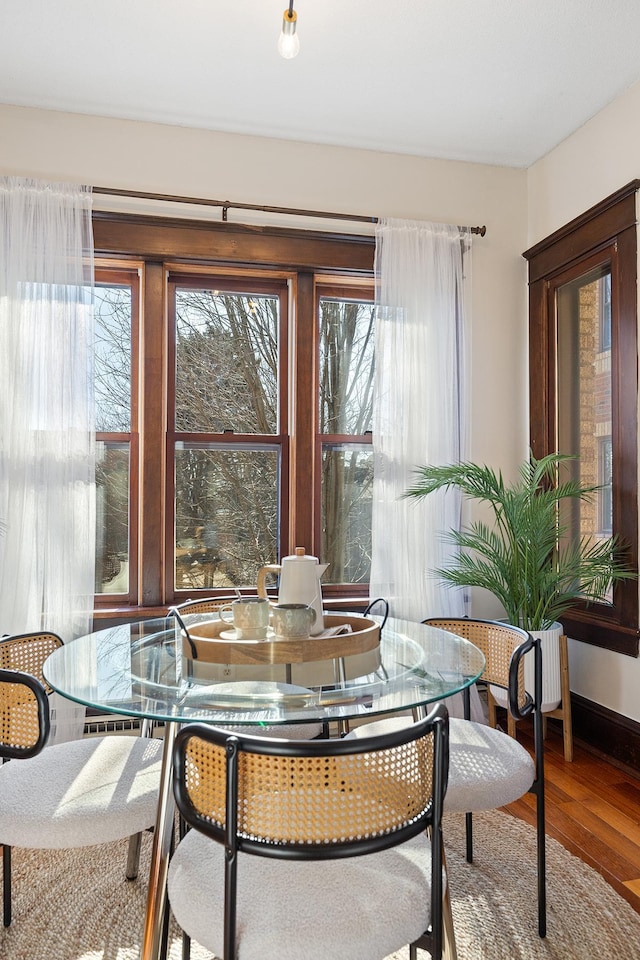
2, 0, 640, 168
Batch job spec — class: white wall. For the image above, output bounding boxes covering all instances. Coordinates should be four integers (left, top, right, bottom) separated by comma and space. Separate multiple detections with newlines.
528, 79, 640, 723
0, 102, 529, 473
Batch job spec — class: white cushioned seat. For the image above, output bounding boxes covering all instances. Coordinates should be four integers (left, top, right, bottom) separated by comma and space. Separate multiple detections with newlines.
444, 717, 535, 810
0, 735, 163, 848
168, 826, 438, 960
345, 716, 535, 812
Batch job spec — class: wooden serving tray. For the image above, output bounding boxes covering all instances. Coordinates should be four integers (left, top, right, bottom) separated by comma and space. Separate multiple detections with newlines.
182, 613, 380, 667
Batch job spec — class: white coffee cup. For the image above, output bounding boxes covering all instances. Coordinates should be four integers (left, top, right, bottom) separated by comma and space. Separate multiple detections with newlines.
219, 597, 270, 640
271, 602, 316, 639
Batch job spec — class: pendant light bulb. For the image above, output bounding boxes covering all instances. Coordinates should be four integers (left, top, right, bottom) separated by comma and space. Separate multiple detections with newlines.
278, 7, 300, 59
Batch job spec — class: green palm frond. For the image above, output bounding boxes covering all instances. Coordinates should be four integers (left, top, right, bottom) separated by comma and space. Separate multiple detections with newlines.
404, 451, 635, 631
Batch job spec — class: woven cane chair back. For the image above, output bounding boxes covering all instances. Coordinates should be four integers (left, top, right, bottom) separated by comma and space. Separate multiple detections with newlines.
424, 618, 532, 716
171, 597, 239, 618
0, 633, 61, 761
0, 632, 62, 691
174, 709, 446, 854
0, 669, 50, 760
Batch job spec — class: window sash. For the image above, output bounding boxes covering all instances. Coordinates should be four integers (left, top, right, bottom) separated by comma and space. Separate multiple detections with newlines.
167, 273, 289, 599
94, 265, 140, 606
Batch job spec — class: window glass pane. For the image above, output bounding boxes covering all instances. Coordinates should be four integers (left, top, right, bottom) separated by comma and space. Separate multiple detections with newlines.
557, 263, 613, 600
94, 284, 132, 431
95, 441, 130, 594
175, 288, 279, 434
175, 444, 279, 590
599, 437, 613, 535
599, 273, 612, 352
319, 298, 374, 434
321, 444, 373, 584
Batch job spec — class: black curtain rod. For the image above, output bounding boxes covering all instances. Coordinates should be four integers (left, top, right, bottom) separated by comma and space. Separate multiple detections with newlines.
92, 186, 487, 237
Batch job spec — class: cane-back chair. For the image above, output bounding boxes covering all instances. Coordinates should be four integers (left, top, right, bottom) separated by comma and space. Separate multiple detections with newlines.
0, 631, 163, 927
346, 618, 546, 939
167, 705, 452, 960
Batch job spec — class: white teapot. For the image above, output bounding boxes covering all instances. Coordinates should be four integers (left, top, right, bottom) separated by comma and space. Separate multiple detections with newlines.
257, 548, 329, 635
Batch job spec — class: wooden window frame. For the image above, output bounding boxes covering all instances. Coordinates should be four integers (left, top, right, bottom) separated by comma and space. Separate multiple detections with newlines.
314, 279, 375, 598
94, 263, 141, 609
92, 212, 375, 615
524, 182, 639, 657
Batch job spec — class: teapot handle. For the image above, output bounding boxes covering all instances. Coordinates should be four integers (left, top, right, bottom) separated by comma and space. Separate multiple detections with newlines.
257, 564, 281, 599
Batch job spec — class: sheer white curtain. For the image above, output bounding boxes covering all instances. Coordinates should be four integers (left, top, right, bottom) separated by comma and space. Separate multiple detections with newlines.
370, 218, 471, 622
0, 177, 95, 741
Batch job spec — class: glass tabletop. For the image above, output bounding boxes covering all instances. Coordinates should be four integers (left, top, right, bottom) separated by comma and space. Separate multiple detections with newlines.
42, 614, 486, 728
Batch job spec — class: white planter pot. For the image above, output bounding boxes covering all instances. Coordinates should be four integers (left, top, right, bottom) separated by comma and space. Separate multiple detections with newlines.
490, 621, 562, 715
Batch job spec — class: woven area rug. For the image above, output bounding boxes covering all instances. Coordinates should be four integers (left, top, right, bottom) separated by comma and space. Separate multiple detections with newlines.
2, 809, 639, 960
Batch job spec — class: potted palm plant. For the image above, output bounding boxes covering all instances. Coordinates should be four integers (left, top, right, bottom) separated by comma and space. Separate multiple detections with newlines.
403, 451, 635, 710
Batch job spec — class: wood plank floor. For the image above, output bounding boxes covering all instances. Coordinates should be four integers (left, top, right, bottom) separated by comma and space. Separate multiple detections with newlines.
504, 720, 640, 914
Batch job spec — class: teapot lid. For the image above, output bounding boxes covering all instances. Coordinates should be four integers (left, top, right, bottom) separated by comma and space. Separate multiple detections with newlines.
283, 546, 318, 562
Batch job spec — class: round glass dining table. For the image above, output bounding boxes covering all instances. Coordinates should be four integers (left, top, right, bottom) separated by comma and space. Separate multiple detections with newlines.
43, 613, 485, 960
43, 613, 486, 727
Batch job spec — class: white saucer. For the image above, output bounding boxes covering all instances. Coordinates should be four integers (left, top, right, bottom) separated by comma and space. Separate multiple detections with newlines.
220, 627, 273, 641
